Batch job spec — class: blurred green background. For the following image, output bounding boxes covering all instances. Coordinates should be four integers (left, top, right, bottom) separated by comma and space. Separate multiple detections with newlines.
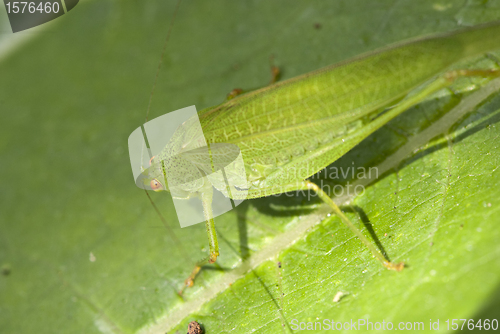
1, 1, 500, 333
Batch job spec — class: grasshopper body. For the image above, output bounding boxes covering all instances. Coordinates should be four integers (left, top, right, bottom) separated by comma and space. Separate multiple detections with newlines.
139, 20, 500, 285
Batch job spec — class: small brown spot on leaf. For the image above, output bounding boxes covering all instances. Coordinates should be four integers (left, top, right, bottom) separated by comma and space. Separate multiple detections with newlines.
188, 321, 203, 334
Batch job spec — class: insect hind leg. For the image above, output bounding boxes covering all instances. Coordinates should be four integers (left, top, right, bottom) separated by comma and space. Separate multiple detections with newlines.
300, 180, 404, 271
443, 68, 500, 82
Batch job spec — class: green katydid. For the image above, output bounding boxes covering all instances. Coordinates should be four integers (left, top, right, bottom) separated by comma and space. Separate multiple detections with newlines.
134, 16, 500, 292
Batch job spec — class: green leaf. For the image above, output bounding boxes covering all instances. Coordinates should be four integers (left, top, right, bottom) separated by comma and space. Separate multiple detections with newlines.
1, 1, 499, 334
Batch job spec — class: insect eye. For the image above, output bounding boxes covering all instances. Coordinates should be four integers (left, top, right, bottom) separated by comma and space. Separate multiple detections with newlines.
150, 179, 163, 191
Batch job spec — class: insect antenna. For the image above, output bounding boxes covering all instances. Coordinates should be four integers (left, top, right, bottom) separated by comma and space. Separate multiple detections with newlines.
141, 0, 190, 264
145, 0, 182, 123
144, 190, 190, 264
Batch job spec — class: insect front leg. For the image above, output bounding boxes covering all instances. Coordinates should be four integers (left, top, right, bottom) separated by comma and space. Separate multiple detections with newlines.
200, 186, 219, 264
181, 183, 219, 294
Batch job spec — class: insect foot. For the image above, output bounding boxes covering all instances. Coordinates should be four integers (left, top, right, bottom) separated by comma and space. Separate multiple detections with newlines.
384, 261, 405, 271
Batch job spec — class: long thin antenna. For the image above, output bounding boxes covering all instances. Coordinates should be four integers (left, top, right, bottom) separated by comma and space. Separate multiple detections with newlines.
144, 0, 182, 123
144, 190, 191, 264
142, 0, 189, 264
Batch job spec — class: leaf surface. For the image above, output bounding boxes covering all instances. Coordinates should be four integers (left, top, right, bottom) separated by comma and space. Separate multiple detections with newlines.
1, 1, 500, 333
